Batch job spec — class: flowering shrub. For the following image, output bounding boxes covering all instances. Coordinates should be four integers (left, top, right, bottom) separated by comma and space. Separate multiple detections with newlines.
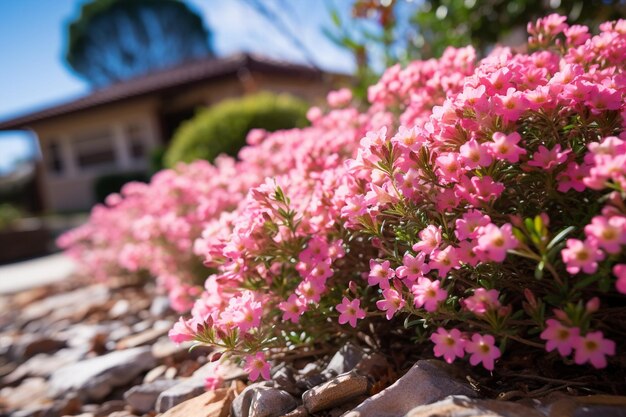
64, 15, 626, 379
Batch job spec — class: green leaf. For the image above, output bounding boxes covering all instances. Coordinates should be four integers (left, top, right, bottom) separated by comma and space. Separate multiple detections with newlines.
547, 226, 576, 251
534, 260, 545, 280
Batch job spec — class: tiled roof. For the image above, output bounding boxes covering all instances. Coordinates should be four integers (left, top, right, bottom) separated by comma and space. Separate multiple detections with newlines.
0, 53, 324, 130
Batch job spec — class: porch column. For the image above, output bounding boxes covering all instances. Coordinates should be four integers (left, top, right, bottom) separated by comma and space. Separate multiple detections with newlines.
59, 135, 78, 177
112, 123, 132, 169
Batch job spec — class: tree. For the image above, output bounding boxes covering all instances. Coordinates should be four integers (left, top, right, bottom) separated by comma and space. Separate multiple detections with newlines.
66, 0, 213, 87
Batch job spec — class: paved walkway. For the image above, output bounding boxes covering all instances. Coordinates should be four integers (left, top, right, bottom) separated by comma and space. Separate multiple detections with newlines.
0, 253, 75, 294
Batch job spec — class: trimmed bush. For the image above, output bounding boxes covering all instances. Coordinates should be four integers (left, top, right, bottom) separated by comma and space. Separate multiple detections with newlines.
164, 92, 309, 166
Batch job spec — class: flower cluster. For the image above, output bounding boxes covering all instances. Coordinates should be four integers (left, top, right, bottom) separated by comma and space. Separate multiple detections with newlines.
62, 15, 626, 380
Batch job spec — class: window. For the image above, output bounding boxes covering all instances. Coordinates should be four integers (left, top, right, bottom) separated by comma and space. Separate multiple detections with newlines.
47, 139, 63, 174
74, 129, 116, 169
127, 124, 146, 159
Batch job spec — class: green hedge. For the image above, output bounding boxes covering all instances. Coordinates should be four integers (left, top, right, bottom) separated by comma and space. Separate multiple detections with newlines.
93, 172, 150, 203
164, 92, 309, 167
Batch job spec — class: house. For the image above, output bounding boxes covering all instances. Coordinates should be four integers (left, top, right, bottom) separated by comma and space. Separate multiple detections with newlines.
0, 53, 346, 212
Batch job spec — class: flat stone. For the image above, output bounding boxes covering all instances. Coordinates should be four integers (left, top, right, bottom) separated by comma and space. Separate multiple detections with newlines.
116, 326, 170, 350
20, 285, 109, 324
404, 396, 545, 417
342, 360, 476, 417
151, 337, 190, 360
49, 346, 155, 400
303, 371, 368, 414
124, 379, 180, 413
155, 378, 206, 413
4, 348, 86, 384
160, 387, 235, 417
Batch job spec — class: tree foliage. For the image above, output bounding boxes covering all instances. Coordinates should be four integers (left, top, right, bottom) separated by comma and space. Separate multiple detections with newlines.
66, 0, 213, 86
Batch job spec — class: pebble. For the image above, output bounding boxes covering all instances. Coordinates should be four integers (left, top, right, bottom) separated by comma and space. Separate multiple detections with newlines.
231, 382, 298, 417
303, 371, 368, 414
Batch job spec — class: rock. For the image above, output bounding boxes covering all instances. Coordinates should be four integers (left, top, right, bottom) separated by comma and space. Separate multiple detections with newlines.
231, 383, 298, 417
143, 364, 168, 383
49, 346, 155, 400
159, 387, 236, 417
354, 352, 390, 380
20, 285, 109, 324
280, 405, 309, 417
273, 366, 301, 396
124, 379, 179, 414
155, 378, 206, 412
150, 296, 171, 317
116, 327, 170, 350
342, 360, 476, 417
404, 396, 545, 417
11, 335, 66, 360
109, 300, 131, 318
324, 343, 366, 377
542, 394, 626, 417
4, 348, 86, 384
0, 377, 50, 410
151, 337, 190, 360
93, 400, 126, 417
303, 371, 368, 414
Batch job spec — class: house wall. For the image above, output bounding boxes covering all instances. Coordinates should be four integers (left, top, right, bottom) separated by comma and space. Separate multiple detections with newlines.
29, 71, 343, 213
32, 98, 161, 212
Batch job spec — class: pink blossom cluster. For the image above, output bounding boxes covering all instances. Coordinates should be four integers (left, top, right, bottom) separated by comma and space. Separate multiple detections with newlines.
61, 15, 626, 379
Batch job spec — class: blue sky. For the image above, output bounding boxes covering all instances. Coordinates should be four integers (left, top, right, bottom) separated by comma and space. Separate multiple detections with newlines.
0, 0, 358, 173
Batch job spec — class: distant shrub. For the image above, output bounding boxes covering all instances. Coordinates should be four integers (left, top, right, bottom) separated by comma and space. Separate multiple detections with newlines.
93, 172, 149, 203
164, 92, 309, 166
0, 203, 22, 231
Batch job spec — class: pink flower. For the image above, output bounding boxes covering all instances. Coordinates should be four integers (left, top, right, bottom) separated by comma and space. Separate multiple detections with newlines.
465, 333, 501, 371
395, 252, 430, 283
561, 239, 604, 275
462, 288, 500, 316
168, 317, 196, 344
459, 138, 492, 169
204, 374, 223, 390
245, 352, 271, 381
573, 331, 616, 369
430, 327, 466, 364
376, 288, 406, 320
368, 260, 395, 289
412, 225, 442, 254
411, 278, 447, 312
527, 144, 570, 170
584, 215, 626, 254
613, 264, 626, 294
475, 223, 518, 262
278, 294, 307, 323
336, 297, 367, 328
540, 319, 581, 356
488, 132, 526, 163
455, 210, 491, 240
429, 246, 460, 277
